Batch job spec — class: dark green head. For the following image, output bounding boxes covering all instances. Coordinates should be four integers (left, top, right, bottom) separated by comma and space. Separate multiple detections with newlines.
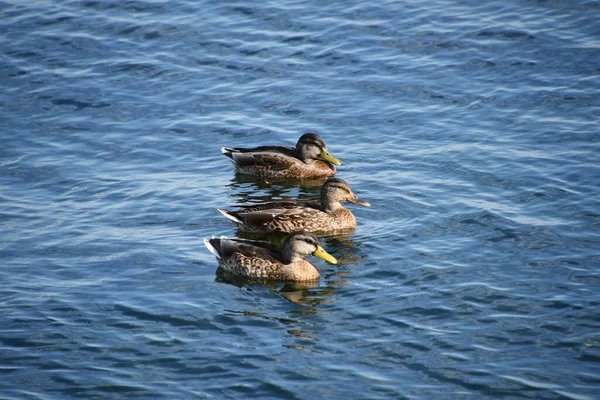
295, 133, 342, 166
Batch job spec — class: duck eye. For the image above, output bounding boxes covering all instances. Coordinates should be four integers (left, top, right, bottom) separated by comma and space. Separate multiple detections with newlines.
303, 140, 320, 147
300, 237, 317, 246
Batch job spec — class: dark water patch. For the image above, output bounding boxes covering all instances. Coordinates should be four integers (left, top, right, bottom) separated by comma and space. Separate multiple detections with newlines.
81, 0, 120, 11
231, 6, 255, 16
574, 353, 600, 363
469, 29, 537, 41
37, 15, 75, 26
114, 303, 219, 330
51, 98, 111, 111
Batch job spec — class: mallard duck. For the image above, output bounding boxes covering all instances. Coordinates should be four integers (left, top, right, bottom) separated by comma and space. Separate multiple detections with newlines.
204, 231, 337, 281
221, 132, 342, 179
217, 178, 370, 233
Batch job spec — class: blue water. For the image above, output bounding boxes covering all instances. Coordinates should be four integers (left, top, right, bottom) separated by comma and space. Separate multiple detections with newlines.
2, 0, 600, 398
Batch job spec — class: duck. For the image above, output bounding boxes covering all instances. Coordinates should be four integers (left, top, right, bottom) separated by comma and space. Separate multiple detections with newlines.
221, 132, 342, 179
217, 178, 370, 233
204, 231, 337, 281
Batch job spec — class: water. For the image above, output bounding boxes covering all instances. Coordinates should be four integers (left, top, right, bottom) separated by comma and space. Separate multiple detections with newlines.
2, 0, 600, 398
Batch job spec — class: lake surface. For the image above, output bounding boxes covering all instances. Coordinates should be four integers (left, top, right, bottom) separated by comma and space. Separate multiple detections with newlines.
2, 0, 600, 398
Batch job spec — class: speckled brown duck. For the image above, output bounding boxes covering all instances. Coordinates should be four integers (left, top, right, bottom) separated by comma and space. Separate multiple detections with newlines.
217, 178, 370, 233
204, 231, 337, 281
221, 133, 342, 179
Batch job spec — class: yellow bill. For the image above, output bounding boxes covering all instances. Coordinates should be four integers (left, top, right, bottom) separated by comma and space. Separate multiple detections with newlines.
320, 147, 343, 166
313, 245, 338, 264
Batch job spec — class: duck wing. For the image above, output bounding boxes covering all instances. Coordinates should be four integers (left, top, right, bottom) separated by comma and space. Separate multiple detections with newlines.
212, 236, 282, 262
234, 201, 320, 224
221, 146, 300, 169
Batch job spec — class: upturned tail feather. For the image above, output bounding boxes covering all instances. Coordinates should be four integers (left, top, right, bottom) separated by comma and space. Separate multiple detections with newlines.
221, 147, 234, 159
203, 236, 229, 259
217, 209, 242, 224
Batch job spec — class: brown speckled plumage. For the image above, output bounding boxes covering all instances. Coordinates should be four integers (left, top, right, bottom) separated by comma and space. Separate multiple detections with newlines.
218, 178, 370, 233
204, 232, 337, 281
221, 133, 342, 179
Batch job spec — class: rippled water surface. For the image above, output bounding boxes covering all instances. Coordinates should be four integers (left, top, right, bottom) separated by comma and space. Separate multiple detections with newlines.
2, 0, 600, 398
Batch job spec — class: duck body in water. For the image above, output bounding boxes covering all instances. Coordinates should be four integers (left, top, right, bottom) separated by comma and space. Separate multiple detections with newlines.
221, 133, 342, 179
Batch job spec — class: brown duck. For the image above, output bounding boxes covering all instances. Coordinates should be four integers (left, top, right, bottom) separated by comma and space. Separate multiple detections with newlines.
221, 132, 342, 179
204, 231, 337, 281
217, 178, 370, 233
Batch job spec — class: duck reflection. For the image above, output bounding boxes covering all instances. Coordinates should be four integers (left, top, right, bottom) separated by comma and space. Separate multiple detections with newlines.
321, 233, 363, 259
226, 174, 325, 205
216, 266, 338, 311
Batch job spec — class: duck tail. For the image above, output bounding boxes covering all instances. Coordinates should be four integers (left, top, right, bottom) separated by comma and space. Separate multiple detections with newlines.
217, 209, 243, 224
221, 147, 235, 160
203, 236, 222, 259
